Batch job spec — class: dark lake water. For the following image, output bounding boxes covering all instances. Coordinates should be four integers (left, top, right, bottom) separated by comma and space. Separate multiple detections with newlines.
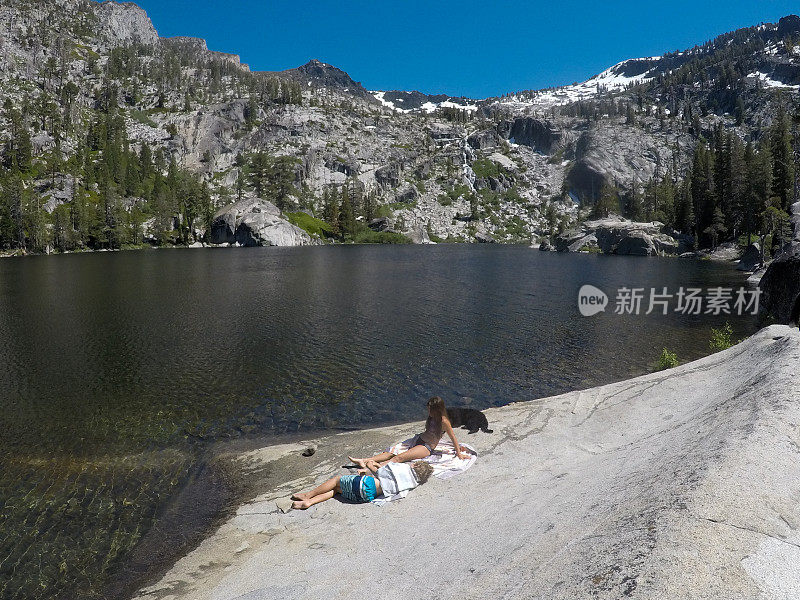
0, 245, 759, 599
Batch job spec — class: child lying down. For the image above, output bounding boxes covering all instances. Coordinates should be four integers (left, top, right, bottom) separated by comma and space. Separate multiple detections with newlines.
291, 460, 434, 509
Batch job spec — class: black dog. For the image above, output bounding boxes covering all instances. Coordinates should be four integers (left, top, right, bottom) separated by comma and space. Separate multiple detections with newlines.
447, 407, 493, 434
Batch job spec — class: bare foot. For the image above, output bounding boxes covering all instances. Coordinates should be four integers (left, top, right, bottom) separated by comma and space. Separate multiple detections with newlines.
292, 500, 311, 510
291, 492, 309, 501
348, 456, 366, 468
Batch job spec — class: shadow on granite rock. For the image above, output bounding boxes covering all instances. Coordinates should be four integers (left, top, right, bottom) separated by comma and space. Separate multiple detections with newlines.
556, 216, 693, 255
209, 197, 317, 247
760, 245, 800, 324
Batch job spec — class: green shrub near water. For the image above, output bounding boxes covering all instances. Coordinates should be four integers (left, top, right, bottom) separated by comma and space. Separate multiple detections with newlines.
286, 212, 334, 239
709, 323, 734, 352
353, 230, 412, 244
656, 348, 679, 370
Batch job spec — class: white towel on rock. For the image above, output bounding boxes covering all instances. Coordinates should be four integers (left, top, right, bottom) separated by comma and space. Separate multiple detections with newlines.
371, 437, 477, 505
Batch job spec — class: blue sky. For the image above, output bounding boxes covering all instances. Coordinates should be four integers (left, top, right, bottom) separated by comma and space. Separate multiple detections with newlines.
113, 0, 800, 98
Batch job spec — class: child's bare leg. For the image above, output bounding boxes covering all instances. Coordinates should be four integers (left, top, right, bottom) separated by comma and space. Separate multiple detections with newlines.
389, 445, 430, 464
292, 489, 334, 510
348, 451, 395, 468
292, 475, 340, 503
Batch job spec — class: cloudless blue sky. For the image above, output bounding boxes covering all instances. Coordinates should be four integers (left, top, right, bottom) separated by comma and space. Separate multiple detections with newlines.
108, 0, 800, 98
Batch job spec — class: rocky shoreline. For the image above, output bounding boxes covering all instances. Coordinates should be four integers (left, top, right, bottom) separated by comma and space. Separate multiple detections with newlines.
552, 216, 694, 255
130, 325, 800, 600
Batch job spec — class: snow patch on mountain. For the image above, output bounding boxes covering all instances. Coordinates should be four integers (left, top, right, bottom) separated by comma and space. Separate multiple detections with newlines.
419, 100, 478, 113
372, 91, 411, 113
747, 71, 800, 89
497, 57, 658, 109
372, 91, 479, 114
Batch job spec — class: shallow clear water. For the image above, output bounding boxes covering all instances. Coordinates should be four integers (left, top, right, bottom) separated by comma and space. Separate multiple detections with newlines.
0, 245, 759, 598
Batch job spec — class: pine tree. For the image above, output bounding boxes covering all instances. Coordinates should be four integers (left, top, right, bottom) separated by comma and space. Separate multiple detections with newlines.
741, 143, 761, 245
712, 125, 728, 219
347, 176, 362, 219
593, 182, 620, 218
322, 187, 339, 236
690, 142, 715, 240
704, 207, 727, 249
654, 174, 676, 227
770, 99, 794, 210
2, 173, 26, 249
761, 205, 792, 257
627, 178, 644, 221
626, 103, 636, 126
734, 97, 745, 126
245, 96, 258, 127
248, 152, 270, 197
267, 155, 297, 211
236, 168, 244, 202
674, 179, 695, 236
362, 191, 375, 223
338, 185, 355, 239
2, 102, 33, 172
725, 132, 746, 236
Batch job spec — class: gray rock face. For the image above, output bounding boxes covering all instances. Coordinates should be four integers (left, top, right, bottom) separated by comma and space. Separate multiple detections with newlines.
405, 223, 431, 244
736, 243, 763, 272
375, 163, 401, 189
325, 155, 360, 177
500, 118, 563, 154
538, 239, 555, 251
569, 233, 598, 252
759, 246, 800, 324
95, 1, 159, 47
367, 217, 390, 232
132, 326, 800, 600
474, 224, 495, 243
394, 186, 418, 204
615, 230, 656, 256
209, 197, 314, 247
556, 217, 690, 255
555, 228, 588, 252
467, 129, 501, 150
566, 123, 691, 202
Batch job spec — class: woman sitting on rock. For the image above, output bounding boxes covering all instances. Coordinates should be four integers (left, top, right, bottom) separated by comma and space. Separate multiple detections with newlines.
291, 460, 433, 510
348, 396, 471, 467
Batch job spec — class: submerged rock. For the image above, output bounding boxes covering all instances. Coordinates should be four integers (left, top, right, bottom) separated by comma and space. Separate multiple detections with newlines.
209, 197, 315, 247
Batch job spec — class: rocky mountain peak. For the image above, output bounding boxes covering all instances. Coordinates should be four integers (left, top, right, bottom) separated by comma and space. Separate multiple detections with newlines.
777, 14, 800, 37
95, 0, 158, 46
284, 58, 374, 100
